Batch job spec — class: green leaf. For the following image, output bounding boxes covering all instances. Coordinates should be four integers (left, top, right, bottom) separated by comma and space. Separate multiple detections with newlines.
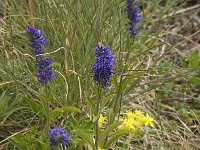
24, 98, 40, 114
72, 129, 96, 150
188, 76, 200, 85
0, 92, 8, 114
106, 110, 116, 125
52, 62, 61, 67
121, 71, 145, 92
62, 106, 81, 113
110, 76, 119, 92
104, 129, 129, 149
85, 91, 95, 110
191, 110, 200, 121
79, 120, 93, 131
99, 122, 121, 146
49, 107, 81, 120
69, 115, 79, 128
40, 93, 48, 107
3, 107, 23, 123
188, 52, 200, 68
101, 95, 114, 109
11, 133, 29, 149
36, 140, 47, 150
36, 135, 48, 150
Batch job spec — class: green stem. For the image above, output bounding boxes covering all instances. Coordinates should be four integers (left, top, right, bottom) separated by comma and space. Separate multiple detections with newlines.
95, 86, 102, 149
45, 83, 50, 130
55, 144, 61, 150
95, 100, 100, 149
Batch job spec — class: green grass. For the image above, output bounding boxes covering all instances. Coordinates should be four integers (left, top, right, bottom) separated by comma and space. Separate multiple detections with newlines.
0, 0, 200, 149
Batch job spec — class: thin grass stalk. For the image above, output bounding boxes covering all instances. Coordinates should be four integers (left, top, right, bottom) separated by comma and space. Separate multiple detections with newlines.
155, 90, 167, 147
113, 75, 123, 120
117, 75, 124, 120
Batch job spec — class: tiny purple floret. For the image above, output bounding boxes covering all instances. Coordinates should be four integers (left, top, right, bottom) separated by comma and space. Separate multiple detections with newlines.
48, 127, 69, 146
92, 43, 113, 89
25, 26, 47, 55
126, 0, 142, 37
36, 57, 55, 84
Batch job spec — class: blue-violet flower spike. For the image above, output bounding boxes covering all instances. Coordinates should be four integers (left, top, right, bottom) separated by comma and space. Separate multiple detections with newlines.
25, 26, 47, 55
92, 43, 113, 89
48, 127, 69, 146
36, 57, 55, 84
126, 0, 142, 37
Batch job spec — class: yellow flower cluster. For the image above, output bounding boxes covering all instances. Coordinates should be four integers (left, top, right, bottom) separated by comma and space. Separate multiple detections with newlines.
98, 114, 106, 128
118, 110, 154, 132
98, 147, 104, 150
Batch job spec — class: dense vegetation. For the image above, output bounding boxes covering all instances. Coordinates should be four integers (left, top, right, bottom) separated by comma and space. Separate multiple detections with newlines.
0, 0, 199, 149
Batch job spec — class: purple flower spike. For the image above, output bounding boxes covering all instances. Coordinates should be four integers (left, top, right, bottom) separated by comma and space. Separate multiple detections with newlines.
48, 127, 69, 146
36, 57, 55, 84
92, 43, 113, 89
25, 26, 47, 55
126, 0, 142, 37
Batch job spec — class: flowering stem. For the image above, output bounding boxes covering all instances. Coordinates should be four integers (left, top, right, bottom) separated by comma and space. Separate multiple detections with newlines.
91, 43, 113, 148
95, 86, 102, 149
55, 144, 60, 150
95, 101, 100, 149
45, 83, 50, 130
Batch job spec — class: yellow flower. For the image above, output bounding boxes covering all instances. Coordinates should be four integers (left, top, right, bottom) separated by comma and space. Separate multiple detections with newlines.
125, 111, 135, 119
98, 114, 106, 128
133, 119, 143, 128
98, 147, 104, 150
119, 118, 135, 130
119, 110, 154, 133
134, 110, 143, 119
141, 114, 154, 127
